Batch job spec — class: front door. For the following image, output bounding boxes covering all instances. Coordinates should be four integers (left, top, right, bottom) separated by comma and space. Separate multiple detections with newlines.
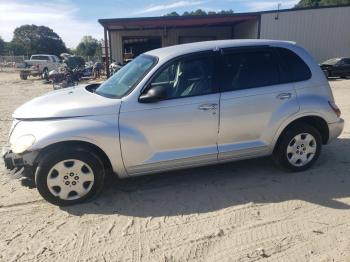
340, 58, 350, 76
119, 52, 220, 175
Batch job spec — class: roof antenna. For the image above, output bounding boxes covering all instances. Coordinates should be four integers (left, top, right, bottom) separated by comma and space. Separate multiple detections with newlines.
275, 3, 281, 20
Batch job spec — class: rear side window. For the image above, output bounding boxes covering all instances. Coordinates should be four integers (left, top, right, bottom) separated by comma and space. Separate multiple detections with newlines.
221, 50, 280, 91
276, 47, 312, 82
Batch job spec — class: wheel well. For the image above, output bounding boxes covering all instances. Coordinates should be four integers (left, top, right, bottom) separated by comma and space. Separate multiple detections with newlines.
35, 141, 113, 173
278, 116, 329, 145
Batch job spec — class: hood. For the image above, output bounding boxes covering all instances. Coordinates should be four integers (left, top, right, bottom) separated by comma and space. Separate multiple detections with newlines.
13, 84, 121, 119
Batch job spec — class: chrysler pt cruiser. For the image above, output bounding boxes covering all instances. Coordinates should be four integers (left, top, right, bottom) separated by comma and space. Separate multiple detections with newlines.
3, 40, 344, 205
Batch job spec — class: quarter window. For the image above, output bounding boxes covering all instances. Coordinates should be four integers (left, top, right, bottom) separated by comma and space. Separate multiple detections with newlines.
150, 55, 213, 99
221, 50, 280, 91
276, 47, 312, 82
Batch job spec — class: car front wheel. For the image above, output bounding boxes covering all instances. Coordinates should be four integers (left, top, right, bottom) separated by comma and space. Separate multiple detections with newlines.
273, 123, 322, 172
35, 147, 105, 206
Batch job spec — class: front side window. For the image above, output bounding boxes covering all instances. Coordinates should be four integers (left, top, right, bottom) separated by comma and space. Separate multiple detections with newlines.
149, 54, 213, 99
96, 54, 157, 98
221, 50, 280, 92
342, 58, 350, 65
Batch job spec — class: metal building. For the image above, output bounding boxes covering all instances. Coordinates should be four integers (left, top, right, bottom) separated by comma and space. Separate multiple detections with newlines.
99, 5, 350, 76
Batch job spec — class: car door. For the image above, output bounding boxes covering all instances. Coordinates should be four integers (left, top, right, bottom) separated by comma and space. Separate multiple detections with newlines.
341, 58, 350, 76
119, 52, 220, 175
217, 46, 300, 161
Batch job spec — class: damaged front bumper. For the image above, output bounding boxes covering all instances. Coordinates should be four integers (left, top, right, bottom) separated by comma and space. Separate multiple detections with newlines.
2, 146, 38, 179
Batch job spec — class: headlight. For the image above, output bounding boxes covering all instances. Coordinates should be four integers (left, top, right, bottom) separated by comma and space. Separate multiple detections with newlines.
11, 134, 36, 154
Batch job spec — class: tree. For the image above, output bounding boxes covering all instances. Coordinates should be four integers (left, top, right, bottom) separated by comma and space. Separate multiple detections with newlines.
11, 25, 67, 56
188, 9, 208, 15
164, 9, 234, 16
295, 0, 350, 7
75, 36, 101, 57
165, 11, 180, 16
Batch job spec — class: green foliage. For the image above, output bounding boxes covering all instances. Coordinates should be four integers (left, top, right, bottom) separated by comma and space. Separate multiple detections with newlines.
165, 9, 234, 16
11, 25, 67, 56
295, 0, 350, 7
165, 11, 180, 16
74, 35, 101, 57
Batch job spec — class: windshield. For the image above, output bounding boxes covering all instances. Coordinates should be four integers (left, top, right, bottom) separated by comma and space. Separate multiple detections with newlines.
322, 58, 341, 65
96, 55, 157, 98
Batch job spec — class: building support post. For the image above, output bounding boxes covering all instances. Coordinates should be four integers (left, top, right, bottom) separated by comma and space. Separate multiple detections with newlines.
257, 14, 262, 39
104, 27, 110, 78
108, 30, 112, 65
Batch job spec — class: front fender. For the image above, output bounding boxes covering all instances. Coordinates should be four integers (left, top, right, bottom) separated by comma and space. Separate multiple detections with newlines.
10, 115, 127, 178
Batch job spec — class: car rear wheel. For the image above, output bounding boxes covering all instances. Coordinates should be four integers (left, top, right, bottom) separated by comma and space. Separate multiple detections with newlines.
35, 147, 105, 206
273, 123, 322, 172
20, 72, 28, 80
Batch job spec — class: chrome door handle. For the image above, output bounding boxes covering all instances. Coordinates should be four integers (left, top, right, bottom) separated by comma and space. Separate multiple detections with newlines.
277, 93, 292, 100
198, 103, 218, 110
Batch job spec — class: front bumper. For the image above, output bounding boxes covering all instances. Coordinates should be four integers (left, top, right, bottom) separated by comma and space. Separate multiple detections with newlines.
2, 147, 37, 178
328, 118, 345, 143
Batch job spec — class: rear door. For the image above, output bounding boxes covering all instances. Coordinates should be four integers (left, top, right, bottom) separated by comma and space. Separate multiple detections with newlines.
217, 46, 300, 160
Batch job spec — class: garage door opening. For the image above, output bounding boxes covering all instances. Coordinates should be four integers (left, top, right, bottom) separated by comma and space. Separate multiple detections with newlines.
122, 37, 162, 63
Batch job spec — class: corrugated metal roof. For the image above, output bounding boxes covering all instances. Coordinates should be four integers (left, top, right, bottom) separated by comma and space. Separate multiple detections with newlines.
99, 14, 259, 30
98, 4, 350, 30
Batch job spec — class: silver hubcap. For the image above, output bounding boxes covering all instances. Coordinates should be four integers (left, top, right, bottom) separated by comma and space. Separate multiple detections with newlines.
286, 133, 317, 167
47, 159, 95, 200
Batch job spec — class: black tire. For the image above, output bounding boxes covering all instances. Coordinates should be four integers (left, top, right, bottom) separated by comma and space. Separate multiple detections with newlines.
20, 72, 28, 80
41, 68, 48, 79
273, 123, 322, 172
35, 147, 105, 206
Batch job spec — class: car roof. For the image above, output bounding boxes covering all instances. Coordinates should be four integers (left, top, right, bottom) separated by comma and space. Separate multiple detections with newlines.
145, 39, 296, 61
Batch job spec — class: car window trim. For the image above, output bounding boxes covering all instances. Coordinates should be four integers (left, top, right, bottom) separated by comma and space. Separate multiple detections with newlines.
139, 50, 219, 102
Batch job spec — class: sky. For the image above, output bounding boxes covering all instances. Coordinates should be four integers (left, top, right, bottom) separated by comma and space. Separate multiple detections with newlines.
0, 0, 299, 48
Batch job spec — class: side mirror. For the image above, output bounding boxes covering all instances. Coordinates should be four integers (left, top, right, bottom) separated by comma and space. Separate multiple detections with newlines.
139, 86, 167, 103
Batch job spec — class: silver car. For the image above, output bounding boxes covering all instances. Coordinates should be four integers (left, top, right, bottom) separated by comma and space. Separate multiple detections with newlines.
3, 40, 344, 205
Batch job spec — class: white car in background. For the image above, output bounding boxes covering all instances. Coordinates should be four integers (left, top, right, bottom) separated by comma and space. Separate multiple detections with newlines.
19, 54, 61, 80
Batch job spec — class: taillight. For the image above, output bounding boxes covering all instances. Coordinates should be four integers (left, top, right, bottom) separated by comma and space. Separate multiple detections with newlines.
328, 101, 341, 117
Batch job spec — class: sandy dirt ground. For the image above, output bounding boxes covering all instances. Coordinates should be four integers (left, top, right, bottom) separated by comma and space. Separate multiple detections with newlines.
0, 72, 350, 262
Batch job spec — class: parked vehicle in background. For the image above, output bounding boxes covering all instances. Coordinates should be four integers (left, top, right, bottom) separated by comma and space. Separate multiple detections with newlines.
3, 40, 344, 205
49, 66, 83, 90
19, 54, 61, 80
93, 62, 103, 78
109, 62, 123, 76
320, 57, 350, 78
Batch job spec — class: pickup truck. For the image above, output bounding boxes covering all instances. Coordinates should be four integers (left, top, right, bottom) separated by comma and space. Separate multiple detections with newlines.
19, 54, 61, 80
